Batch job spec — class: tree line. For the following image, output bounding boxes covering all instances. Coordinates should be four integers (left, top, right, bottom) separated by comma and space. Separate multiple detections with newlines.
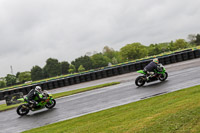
0, 34, 200, 88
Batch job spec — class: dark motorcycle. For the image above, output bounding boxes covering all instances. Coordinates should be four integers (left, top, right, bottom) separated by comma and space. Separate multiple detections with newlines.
135, 64, 168, 87
16, 91, 56, 116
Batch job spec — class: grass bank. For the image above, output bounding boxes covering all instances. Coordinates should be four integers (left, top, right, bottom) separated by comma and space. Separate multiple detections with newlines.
0, 82, 120, 112
24, 85, 200, 133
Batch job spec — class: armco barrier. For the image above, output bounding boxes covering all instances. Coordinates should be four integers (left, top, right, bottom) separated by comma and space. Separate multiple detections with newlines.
1, 49, 200, 100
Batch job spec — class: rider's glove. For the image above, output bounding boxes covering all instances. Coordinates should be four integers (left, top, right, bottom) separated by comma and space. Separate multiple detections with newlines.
29, 101, 34, 104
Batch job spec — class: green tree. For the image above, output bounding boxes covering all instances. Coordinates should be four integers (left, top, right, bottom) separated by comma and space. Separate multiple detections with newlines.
43, 58, 61, 78
148, 43, 170, 56
0, 78, 6, 88
18, 71, 31, 83
16, 72, 21, 79
120, 43, 148, 61
91, 53, 110, 68
148, 44, 159, 56
78, 65, 85, 72
114, 51, 123, 63
5, 74, 16, 86
169, 39, 189, 51
194, 34, 200, 45
103, 46, 115, 59
0, 81, 6, 88
187, 34, 196, 44
31, 65, 43, 81
158, 43, 170, 53
102, 46, 123, 63
68, 64, 76, 73
71, 55, 93, 71
111, 57, 118, 64
60, 61, 70, 75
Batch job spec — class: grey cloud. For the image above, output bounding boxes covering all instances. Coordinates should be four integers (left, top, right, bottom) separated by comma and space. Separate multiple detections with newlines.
0, 0, 200, 77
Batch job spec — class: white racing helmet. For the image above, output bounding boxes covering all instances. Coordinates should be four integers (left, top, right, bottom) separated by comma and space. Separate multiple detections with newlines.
35, 86, 42, 93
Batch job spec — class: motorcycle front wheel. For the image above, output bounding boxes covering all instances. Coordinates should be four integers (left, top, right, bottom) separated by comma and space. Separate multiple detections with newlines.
159, 72, 168, 81
17, 104, 29, 116
45, 99, 56, 109
135, 76, 145, 87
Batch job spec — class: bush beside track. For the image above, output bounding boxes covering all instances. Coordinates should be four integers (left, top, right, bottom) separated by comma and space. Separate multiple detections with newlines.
24, 85, 200, 133
0, 47, 200, 100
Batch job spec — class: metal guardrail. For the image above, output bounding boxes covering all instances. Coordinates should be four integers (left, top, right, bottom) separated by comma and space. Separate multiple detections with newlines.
0, 49, 200, 100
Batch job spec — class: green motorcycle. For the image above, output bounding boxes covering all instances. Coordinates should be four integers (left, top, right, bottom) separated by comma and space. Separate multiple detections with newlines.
135, 64, 168, 87
16, 91, 56, 116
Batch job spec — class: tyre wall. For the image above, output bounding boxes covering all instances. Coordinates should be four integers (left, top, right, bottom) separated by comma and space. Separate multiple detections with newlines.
1, 49, 200, 100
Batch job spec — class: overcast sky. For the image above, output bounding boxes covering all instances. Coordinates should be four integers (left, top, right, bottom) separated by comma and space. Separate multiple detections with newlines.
0, 0, 200, 77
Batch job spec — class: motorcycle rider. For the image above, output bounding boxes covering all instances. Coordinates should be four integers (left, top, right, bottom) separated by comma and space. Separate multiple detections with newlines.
26, 86, 45, 108
144, 58, 160, 80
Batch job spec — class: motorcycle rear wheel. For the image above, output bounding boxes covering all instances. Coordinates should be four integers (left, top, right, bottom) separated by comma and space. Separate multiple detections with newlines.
17, 104, 29, 116
135, 76, 145, 87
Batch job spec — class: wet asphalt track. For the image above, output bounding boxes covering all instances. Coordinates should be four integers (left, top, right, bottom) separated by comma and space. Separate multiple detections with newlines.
1, 58, 200, 133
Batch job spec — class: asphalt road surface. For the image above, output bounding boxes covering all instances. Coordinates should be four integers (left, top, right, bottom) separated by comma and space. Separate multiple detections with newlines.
1, 58, 200, 133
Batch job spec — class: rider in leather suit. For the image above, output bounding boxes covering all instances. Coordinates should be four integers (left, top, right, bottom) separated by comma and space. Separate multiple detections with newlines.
26, 86, 44, 108
144, 58, 160, 80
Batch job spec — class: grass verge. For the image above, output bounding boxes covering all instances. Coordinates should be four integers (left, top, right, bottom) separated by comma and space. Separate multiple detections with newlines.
24, 85, 200, 133
0, 82, 120, 112
0, 103, 21, 112
53, 82, 120, 99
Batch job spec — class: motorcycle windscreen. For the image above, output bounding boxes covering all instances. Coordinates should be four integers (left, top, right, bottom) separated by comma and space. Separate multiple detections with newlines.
5, 92, 23, 106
